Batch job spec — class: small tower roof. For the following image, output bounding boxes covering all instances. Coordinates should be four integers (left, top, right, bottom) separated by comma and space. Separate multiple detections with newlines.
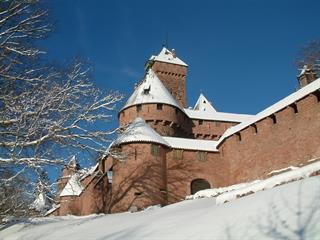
68, 156, 79, 169
122, 69, 183, 110
112, 118, 170, 147
149, 47, 188, 66
194, 93, 217, 112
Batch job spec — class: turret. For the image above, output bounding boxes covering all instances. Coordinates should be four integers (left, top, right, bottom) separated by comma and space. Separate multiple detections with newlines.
119, 69, 190, 137
298, 64, 318, 87
57, 156, 80, 192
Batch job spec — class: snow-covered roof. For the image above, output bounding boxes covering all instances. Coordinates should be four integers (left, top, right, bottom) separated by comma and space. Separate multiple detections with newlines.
194, 93, 217, 112
217, 78, 320, 146
60, 174, 84, 197
79, 163, 99, 181
184, 108, 253, 122
68, 156, 78, 168
163, 136, 218, 152
112, 118, 170, 147
149, 47, 188, 67
59, 164, 98, 197
122, 69, 183, 111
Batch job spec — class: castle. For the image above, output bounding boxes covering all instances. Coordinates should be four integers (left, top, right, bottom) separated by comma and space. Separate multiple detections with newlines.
49, 48, 320, 216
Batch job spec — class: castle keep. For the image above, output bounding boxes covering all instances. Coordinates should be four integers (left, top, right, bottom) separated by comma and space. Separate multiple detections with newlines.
51, 48, 320, 216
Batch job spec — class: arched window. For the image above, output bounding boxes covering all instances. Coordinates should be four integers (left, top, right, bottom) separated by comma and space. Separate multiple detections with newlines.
191, 179, 211, 195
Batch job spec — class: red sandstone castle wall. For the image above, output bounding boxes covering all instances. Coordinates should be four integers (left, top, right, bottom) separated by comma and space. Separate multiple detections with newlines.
166, 150, 224, 203
190, 119, 236, 140
110, 143, 168, 213
220, 93, 320, 185
119, 104, 192, 137
58, 174, 109, 216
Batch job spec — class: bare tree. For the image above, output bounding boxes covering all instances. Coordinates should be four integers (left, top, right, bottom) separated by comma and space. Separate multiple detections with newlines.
295, 40, 320, 74
0, 0, 123, 221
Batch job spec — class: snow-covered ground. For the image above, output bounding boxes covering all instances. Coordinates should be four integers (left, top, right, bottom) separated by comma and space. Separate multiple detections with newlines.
1, 176, 320, 240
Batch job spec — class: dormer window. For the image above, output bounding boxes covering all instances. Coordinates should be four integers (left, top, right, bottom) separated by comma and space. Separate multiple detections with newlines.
143, 85, 151, 95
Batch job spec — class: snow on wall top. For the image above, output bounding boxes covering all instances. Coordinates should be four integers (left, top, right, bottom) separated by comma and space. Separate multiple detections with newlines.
112, 118, 170, 147
217, 78, 320, 146
163, 136, 218, 152
194, 93, 217, 112
184, 108, 253, 122
149, 47, 188, 67
122, 69, 183, 111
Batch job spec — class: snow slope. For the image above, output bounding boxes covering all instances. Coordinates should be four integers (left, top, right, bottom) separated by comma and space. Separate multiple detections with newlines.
1, 176, 320, 240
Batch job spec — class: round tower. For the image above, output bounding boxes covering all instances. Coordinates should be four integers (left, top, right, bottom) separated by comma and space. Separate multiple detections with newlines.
109, 118, 170, 212
119, 69, 191, 137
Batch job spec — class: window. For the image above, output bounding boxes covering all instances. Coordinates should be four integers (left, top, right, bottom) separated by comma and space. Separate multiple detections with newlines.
290, 103, 298, 114
191, 179, 210, 194
313, 90, 320, 102
151, 144, 160, 156
173, 149, 183, 159
199, 120, 203, 125
252, 124, 258, 134
197, 151, 207, 162
157, 103, 163, 110
270, 114, 277, 124
136, 104, 142, 112
236, 132, 242, 141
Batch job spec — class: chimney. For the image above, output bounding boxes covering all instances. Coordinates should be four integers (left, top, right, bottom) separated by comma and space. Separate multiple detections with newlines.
172, 49, 176, 58
297, 64, 318, 87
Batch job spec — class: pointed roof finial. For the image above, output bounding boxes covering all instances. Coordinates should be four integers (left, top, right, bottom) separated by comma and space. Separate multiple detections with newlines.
68, 156, 80, 170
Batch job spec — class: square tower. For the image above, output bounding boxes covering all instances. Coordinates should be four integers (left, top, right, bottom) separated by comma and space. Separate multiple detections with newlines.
146, 47, 188, 107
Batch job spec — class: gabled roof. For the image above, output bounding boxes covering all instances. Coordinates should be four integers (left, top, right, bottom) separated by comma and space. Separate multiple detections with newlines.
184, 108, 253, 123
59, 164, 98, 197
185, 93, 253, 122
163, 136, 218, 152
194, 93, 217, 112
60, 174, 84, 197
122, 69, 183, 111
217, 78, 320, 146
149, 47, 188, 66
112, 118, 170, 147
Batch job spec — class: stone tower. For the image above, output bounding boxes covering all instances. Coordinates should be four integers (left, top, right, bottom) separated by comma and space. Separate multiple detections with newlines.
146, 47, 188, 107
297, 64, 318, 87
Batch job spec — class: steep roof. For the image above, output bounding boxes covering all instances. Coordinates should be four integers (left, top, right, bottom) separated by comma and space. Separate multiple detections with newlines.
185, 93, 253, 122
112, 118, 170, 147
59, 164, 98, 197
122, 69, 183, 111
149, 47, 188, 67
163, 136, 218, 152
60, 174, 84, 197
217, 78, 320, 146
194, 93, 217, 112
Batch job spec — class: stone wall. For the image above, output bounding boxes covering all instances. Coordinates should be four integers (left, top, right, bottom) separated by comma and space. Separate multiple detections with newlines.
220, 92, 320, 185
110, 143, 168, 213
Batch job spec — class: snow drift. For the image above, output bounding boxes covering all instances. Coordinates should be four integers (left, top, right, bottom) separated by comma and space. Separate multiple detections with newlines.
1, 176, 320, 240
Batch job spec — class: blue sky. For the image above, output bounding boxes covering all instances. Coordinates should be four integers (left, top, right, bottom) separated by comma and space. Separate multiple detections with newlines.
44, 0, 319, 115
